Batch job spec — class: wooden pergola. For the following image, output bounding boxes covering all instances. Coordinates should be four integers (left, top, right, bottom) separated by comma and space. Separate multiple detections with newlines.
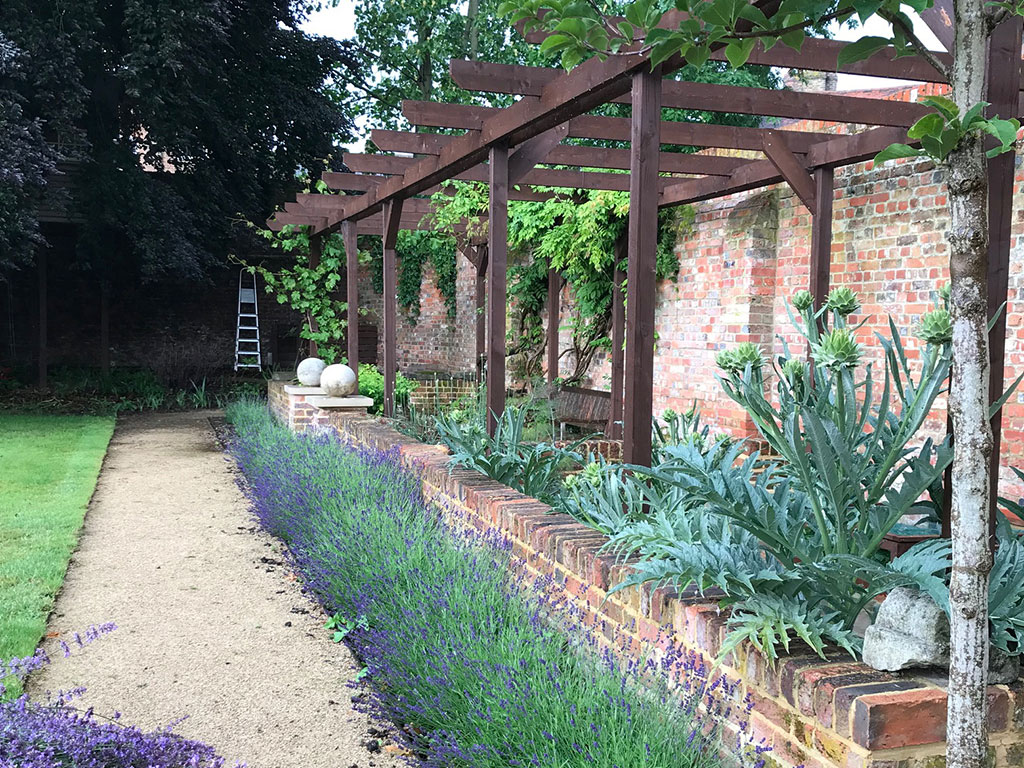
269, 2, 1023, 489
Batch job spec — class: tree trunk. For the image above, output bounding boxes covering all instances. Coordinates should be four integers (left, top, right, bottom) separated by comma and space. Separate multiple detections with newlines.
466, 0, 480, 60
946, 2, 993, 767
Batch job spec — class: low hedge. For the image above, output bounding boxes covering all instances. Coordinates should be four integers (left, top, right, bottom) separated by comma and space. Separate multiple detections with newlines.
226, 400, 762, 768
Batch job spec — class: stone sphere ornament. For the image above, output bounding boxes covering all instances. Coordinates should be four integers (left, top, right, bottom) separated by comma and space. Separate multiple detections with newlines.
296, 357, 327, 386
320, 364, 358, 397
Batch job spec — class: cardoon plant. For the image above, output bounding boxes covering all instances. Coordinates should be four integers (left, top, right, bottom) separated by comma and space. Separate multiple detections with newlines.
611, 291, 958, 659
226, 400, 763, 768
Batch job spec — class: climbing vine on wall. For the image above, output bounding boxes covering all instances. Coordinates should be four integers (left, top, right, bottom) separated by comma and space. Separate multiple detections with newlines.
237, 223, 350, 364
364, 230, 459, 325
430, 182, 690, 382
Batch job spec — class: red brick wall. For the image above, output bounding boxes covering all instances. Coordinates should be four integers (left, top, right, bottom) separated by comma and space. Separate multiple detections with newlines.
268, 396, 1024, 768
362, 252, 478, 377
381, 85, 1024, 500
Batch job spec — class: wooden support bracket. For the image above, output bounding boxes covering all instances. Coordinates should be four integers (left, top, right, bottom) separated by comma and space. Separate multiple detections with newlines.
762, 130, 816, 211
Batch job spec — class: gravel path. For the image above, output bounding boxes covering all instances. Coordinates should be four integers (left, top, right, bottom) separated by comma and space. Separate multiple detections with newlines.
31, 410, 407, 768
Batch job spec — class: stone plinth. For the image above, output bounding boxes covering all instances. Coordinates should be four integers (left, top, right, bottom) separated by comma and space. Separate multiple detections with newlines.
269, 381, 371, 432
306, 395, 374, 410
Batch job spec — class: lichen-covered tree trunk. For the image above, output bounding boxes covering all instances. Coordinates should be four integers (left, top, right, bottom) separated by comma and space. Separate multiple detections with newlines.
947, 2, 994, 767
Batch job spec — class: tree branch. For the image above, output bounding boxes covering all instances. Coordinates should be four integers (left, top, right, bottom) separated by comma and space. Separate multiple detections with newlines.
879, 9, 952, 80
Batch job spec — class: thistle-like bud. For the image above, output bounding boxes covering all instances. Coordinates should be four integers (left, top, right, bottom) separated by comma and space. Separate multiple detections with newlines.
563, 473, 579, 491
792, 290, 814, 312
582, 462, 602, 487
812, 328, 862, 371
781, 358, 805, 384
662, 408, 677, 422
715, 349, 738, 373
717, 342, 764, 375
939, 283, 951, 303
918, 308, 952, 345
826, 287, 860, 317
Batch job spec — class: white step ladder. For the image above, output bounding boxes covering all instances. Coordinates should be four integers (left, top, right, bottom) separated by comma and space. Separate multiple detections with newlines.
234, 270, 262, 371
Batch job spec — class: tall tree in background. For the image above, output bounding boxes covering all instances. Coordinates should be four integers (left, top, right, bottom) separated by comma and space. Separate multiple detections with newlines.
343, 0, 537, 127
343, 0, 779, 129
0, 33, 54, 270
506, 1, 1022, 766
0, 0, 357, 282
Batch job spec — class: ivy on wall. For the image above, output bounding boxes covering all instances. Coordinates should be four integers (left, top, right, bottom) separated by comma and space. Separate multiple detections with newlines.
364, 231, 459, 325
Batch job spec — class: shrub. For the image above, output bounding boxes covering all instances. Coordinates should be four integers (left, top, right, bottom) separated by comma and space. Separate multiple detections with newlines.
357, 364, 416, 414
435, 404, 586, 506
226, 399, 761, 768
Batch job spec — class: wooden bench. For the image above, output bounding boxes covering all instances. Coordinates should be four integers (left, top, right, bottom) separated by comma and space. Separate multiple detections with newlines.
551, 386, 611, 435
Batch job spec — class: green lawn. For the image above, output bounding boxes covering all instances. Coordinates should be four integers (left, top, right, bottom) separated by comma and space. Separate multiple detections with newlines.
0, 413, 114, 666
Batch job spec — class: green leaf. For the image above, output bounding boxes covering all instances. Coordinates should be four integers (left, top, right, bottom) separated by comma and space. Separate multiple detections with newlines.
650, 38, 685, 68
539, 33, 572, 53
921, 95, 960, 121
907, 112, 944, 140
960, 101, 989, 130
779, 28, 805, 50
851, 0, 886, 22
873, 143, 924, 164
837, 36, 890, 66
553, 17, 587, 38
724, 38, 756, 68
682, 42, 710, 68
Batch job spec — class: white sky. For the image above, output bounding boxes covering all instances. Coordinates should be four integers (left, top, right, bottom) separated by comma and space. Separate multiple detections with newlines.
299, 4, 945, 148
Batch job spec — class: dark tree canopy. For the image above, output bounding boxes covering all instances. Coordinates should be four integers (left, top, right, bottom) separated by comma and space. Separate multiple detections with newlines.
0, 0, 356, 281
0, 33, 55, 270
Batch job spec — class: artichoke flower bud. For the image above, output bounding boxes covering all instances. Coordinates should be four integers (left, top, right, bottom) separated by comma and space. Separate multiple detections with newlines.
939, 283, 951, 303
792, 290, 814, 312
715, 348, 739, 374
563, 473, 579, 490
918, 308, 952, 345
812, 328, 862, 371
582, 462, 602, 487
718, 342, 765, 375
826, 287, 860, 317
781, 358, 805, 383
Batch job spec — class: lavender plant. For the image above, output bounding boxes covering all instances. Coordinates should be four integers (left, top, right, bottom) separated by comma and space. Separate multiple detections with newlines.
226, 399, 764, 768
1, 624, 230, 768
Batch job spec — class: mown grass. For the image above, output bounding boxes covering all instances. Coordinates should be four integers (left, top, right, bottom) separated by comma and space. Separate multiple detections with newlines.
0, 413, 114, 667
227, 399, 759, 768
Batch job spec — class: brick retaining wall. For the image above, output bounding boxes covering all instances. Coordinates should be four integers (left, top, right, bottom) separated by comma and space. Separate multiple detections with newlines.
268, 379, 1024, 768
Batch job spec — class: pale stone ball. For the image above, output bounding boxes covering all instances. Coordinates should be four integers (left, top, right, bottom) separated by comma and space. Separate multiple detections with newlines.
320, 363, 358, 397
296, 357, 327, 386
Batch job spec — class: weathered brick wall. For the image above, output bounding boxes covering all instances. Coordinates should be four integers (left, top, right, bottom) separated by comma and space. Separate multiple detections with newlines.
373, 84, 1024, 498
268, 386, 1024, 768
364, 251, 478, 377
407, 374, 478, 414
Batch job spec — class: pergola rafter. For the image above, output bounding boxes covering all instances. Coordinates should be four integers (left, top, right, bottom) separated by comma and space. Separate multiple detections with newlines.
265, 5, 1022, 489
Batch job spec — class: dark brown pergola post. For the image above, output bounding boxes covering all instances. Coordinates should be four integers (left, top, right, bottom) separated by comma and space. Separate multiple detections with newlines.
985, 16, 1023, 527
810, 166, 834, 306
342, 221, 360, 372
99, 280, 110, 378
622, 69, 662, 467
607, 239, 626, 440
307, 234, 322, 358
475, 245, 488, 384
486, 143, 509, 435
546, 267, 559, 383
382, 199, 404, 416
37, 248, 47, 389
